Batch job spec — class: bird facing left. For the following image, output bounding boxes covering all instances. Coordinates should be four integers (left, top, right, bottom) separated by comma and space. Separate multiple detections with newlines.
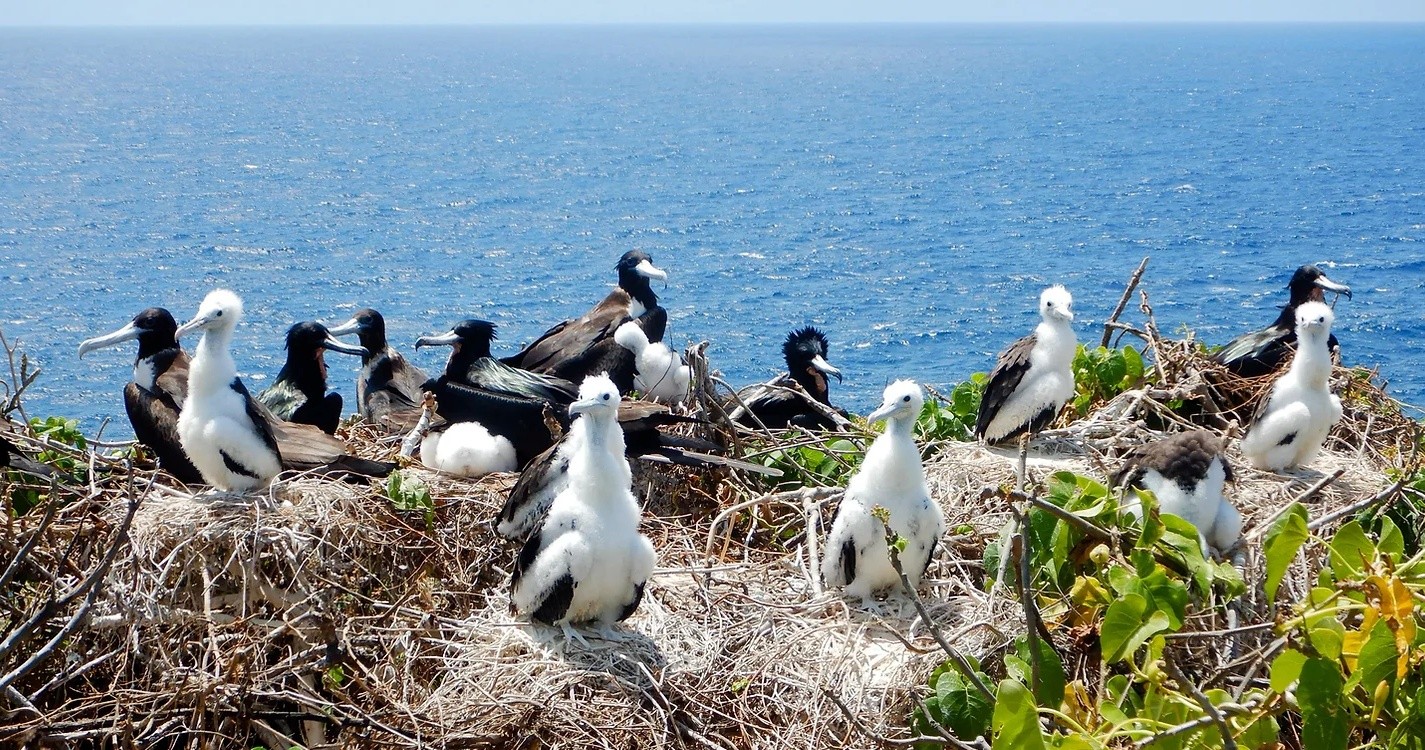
174, 289, 284, 492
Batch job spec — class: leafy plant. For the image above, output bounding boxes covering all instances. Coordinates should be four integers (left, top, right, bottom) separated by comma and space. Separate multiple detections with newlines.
758, 437, 862, 490
1070, 344, 1147, 416
916, 375, 985, 445
386, 470, 434, 529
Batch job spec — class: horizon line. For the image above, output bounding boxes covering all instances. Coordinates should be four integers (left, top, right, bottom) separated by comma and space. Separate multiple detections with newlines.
4, 19, 1425, 29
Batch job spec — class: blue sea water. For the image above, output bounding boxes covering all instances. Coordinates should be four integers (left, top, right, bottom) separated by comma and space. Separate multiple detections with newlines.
0, 24, 1422, 436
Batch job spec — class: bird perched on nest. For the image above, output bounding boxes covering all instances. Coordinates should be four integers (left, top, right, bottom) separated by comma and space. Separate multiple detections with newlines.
1240, 301, 1343, 472
510, 374, 656, 629
503, 249, 666, 387
1113, 430, 1241, 556
1213, 264, 1351, 378
732, 326, 848, 430
417, 319, 579, 405
78, 307, 204, 484
174, 290, 283, 492
258, 321, 367, 434
614, 320, 690, 404
821, 380, 945, 602
975, 285, 1077, 445
326, 308, 429, 429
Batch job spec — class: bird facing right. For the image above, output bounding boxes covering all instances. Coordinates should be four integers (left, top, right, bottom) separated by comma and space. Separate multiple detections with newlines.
822, 380, 945, 602
1240, 301, 1343, 472
975, 285, 1077, 444
510, 374, 656, 627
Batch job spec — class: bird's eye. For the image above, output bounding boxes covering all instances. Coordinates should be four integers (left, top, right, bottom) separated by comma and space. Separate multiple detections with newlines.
902, 395, 910, 402
1047, 302, 1054, 307
602, 393, 611, 401
215, 311, 223, 317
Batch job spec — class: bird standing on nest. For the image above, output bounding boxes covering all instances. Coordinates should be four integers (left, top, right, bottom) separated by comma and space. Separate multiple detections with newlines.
822, 380, 945, 603
78, 307, 204, 484
258, 321, 367, 434
510, 375, 656, 630
1240, 301, 1343, 472
975, 285, 1077, 445
1113, 430, 1241, 556
1212, 264, 1350, 378
174, 290, 282, 492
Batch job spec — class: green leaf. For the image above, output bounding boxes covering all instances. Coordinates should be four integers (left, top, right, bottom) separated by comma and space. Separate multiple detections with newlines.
1264, 503, 1310, 601
991, 679, 1046, 750
1269, 649, 1307, 692
1122, 346, 1145, 383
1329, 521, 1376, 581
1379, 516, 1405, 560
1308, 618, 1345, 660
1355, 618, 1399, 695
1101, 593, 1171, 663
918, 661, 995, 741
1297, 657, 1349, 750
1014, 635, 1067, 711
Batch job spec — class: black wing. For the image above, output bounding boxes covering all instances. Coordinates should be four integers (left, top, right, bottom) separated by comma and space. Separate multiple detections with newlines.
617, 581, 647, 622
233, 378, 282, 463
125, 381, 203, 484
510, 523, 575, 625
544, 338, 636, 395
736, 377, 840, 431
1211, 324, 1293, 378
1, 435, 53, 479
505, 289, 635, 375
975, 332, 1037, 439
257, 378, 306, 424
498, 442, 569, 540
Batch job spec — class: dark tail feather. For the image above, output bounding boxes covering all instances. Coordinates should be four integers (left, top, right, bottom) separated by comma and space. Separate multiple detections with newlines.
312, 456, 396, 482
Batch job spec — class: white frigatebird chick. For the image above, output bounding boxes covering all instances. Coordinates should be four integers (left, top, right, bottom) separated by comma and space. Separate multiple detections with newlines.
974, 285, 1077, 445
326, 308, 429, 429
78, 307, 204, 484
258, 321, 367, 434
1212, 264, 1350, 378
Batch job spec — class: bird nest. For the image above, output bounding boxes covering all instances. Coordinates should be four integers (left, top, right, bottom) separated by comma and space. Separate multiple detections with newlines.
1, 312, 1420, 749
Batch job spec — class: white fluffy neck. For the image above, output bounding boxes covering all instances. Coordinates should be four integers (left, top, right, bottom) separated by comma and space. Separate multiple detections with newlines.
863, 416, 923, 495
569, 413, 632, 501
1035, 318, 1077, 361
1290, 330, 1332, 388
189, 329, 237, 395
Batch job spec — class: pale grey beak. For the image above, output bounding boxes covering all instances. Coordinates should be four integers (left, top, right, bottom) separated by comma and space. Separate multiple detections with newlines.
865, 401, 899, 424
634, 259, 668, 282
1315, 275, 1352, 300
322, 335, 367, 357
173, 313, 215, 341
326, 317, 362, 337
78, 321, 142, 358
568, 396, 600, 416
810, 354, 843, 383
414, 331, 461, 349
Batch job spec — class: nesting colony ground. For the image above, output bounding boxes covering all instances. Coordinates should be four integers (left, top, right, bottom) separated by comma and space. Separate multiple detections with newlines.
0, 308, 1418, 749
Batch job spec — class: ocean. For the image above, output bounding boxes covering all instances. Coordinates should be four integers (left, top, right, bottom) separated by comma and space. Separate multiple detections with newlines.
1, 24, 1421, 436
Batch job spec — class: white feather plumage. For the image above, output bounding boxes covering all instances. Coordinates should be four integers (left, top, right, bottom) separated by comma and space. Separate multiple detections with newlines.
420, 423, 517, 477
1123, 460, 1241, 555
614, 321, 690, 404
822, 380, 945, 601
981, 285, 1077, 443
511, 375, 656, 625
175, 289, 281, 492
1241, 302, 1343, 471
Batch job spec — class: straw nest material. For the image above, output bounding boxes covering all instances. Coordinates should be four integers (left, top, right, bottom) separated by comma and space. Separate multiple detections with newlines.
0, 298, 1420, 749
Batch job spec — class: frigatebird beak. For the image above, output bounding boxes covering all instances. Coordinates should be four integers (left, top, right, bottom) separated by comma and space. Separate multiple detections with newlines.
321, 334, 367, 357
326, 317, 362, 337
810, 355, 843, 383
414, 331, 461, 350
634, 259, 668, 283
1314, 274, 1352, 300
77, 321, 142, 359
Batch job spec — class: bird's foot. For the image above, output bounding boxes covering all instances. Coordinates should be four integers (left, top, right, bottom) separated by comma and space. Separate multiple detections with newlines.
560, 622, 592, 649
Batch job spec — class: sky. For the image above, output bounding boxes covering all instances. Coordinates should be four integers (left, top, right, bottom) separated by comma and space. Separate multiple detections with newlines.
1, 0, 1423, 26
